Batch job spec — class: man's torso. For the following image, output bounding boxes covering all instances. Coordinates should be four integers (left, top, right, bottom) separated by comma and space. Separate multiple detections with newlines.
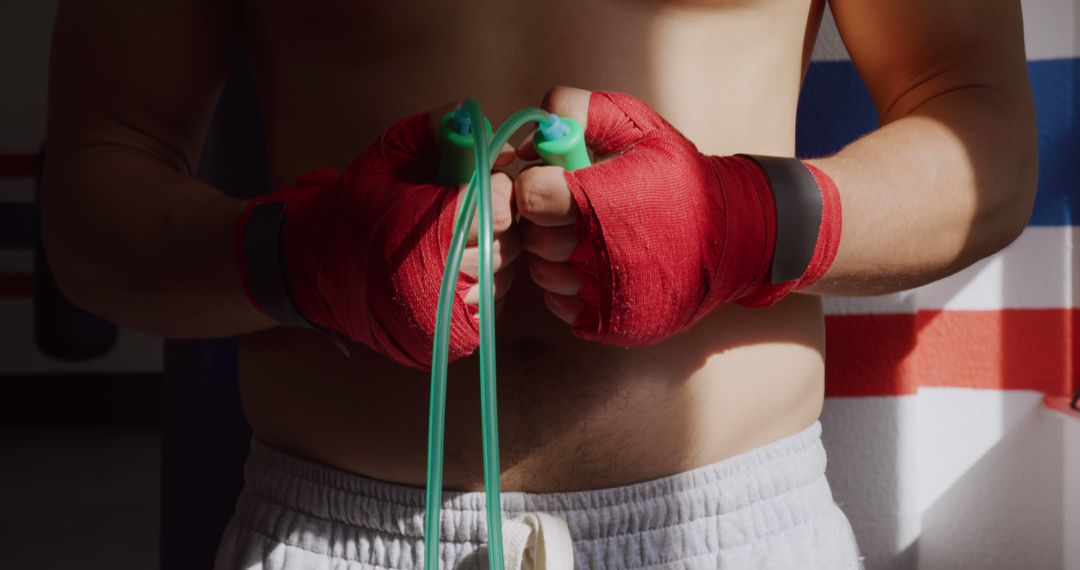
236, 0, 828, 492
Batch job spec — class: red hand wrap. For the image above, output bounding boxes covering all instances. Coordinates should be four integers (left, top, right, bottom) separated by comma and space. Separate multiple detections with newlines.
563, 92, 842, 345
736, 162, 843, 307
237, 112, 478, 368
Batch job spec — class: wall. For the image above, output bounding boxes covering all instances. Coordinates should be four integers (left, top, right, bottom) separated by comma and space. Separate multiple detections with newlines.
1066, 410, 1080, 569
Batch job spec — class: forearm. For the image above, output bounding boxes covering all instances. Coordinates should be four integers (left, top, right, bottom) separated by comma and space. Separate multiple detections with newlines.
804, 86, 1038, 295
42, 144, 275, 337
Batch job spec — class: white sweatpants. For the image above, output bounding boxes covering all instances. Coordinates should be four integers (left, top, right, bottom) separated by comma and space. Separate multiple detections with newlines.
215, 422, 862, 569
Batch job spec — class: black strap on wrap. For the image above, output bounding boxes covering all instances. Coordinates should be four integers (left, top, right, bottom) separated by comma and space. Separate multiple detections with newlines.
740, 155, 823, 284
242, 200, 316, 329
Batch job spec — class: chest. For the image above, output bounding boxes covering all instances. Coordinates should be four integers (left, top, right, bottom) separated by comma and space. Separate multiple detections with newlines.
244, 0, 817, 180
246, 0, 808, 67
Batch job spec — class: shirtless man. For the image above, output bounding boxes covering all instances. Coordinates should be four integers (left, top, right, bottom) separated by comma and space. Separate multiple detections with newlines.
43, 0, 1036, 568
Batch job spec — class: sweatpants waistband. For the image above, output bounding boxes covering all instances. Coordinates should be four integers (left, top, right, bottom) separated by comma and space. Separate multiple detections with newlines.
222, 422, 859, 569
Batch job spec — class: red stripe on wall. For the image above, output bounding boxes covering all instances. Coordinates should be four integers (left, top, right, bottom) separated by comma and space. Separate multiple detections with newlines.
0, 273, 33, 297
0, 154, 37, 178
0, 270, 1075, 398
825, 309, 1077, 398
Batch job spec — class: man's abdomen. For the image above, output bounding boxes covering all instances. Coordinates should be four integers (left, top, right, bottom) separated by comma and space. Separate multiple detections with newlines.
238, 277, 826, 492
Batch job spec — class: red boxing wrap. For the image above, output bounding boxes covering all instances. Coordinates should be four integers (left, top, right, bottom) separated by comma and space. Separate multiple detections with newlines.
236, 112, 478, 368
563, 92, 842, 345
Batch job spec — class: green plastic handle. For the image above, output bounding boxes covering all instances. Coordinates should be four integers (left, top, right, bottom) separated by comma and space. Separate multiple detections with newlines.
427, 106, 590, 570
438, 110, 493, 186
534, 117, 591, 172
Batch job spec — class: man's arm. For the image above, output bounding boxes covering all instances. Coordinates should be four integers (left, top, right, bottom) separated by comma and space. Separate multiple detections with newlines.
43, 0, 276, 337
805, 0, 1038, 295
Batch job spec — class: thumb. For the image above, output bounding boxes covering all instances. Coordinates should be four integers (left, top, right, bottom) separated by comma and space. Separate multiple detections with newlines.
517, 86, 592, 161
554, 88, 671, 158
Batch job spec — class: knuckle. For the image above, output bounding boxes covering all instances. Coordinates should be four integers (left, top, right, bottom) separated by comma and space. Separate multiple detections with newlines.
517, 177, 544, 216
492, 171, 512, 189
492, 207, 512, 233
492, 173, 513, 202
542, 86, 571, 112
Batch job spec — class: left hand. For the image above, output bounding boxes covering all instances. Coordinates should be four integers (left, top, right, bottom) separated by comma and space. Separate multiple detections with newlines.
514, 87, 800, 346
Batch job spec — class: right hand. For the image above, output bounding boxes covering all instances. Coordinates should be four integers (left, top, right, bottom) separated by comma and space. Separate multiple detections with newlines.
238, 108, 519, 369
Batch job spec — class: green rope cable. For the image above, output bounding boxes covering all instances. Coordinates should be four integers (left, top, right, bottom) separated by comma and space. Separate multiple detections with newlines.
425, 100, 553, 570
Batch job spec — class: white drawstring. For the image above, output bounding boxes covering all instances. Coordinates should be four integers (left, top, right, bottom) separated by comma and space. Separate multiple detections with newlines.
502, 513, 575, 569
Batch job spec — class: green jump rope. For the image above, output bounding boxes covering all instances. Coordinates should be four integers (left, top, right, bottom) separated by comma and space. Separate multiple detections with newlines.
425, 98, 590, 570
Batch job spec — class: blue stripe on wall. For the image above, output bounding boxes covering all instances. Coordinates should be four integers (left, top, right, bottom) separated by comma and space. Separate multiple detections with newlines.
0, 58, 1076, 247
1029, 58, 1079, 226
796, 58, 1079, 227
796, 61, 878, 159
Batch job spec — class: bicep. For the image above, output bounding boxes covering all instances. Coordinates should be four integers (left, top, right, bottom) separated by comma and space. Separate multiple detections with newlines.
827, 0, 1030, 123
47, 0, 239, 173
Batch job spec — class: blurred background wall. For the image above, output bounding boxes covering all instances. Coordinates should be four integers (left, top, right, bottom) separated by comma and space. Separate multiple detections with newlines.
1, 1, 1077, 569
3, 3, 163, 569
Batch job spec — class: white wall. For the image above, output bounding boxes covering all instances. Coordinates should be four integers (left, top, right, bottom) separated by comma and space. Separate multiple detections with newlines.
1064, 408, 1080, 570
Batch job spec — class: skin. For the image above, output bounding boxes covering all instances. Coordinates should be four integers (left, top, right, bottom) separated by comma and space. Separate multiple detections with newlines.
43, 0, 1036, 492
